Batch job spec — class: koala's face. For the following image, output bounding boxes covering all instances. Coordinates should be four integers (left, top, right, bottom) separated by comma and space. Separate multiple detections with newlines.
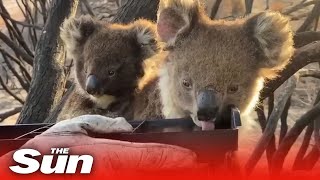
157, 0, 294, 130
80, 27, 157, 97
61, 16, 159, 98
165, 29, 263, 119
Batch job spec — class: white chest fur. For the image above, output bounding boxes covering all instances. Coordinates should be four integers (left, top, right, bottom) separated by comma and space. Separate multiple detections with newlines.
90, 94, 116, 109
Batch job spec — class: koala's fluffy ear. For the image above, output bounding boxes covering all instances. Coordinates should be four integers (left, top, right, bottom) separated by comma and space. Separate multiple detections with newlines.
132, 19, 160, 56
157, 0, 200, 47
245, 12, 294, 71
60, 15, 102, 59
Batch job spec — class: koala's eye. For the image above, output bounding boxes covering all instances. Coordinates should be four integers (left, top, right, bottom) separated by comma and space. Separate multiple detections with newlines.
108, 70, 115, 77
182, 79, 192, 89
227, 85, 239, 94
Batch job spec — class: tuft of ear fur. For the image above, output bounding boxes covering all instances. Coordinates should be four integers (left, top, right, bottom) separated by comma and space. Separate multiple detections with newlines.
157, 0, 200, 47
246, 11, 294, 73
60, 15, 102, 59
132, 19, 161, 57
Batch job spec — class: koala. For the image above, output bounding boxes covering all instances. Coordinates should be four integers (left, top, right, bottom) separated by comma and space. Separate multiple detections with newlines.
57, 15, 159, 121
134, 0, 294, 130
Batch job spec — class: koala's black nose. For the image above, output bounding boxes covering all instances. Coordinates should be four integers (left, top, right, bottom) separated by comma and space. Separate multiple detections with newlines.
85, 75, 99, 95
197, 90, 219, 121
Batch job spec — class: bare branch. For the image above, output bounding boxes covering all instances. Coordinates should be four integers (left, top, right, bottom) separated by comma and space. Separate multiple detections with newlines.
297, 1, 320, 32
0, 49, 30, 91
315, 12, 320, 30
282, 0, 317, 15
0, 64, 9, 83
302, 146, 320, 170
294, 31, 320, 48
256, 100, 276, 166
0, 31, 33, 66
261, 41, 320, 100
210, 0, 222, 19
20, 0, 38, 48
268, 94, 274, 119
15, 0, 28, 20
0, 106, 22, 122
265, 0, 270, 10
292, 123, 314, 170
0, 76, 24, 104
315, 116, 320, 151
0, 12, 42, 30
0, 0, 35, 56
291, 12, 309, 21
38, 0, 48, 22
80, 0, 95, 16
299, 69, 320, 79
256, 102, 267, 131
0, 49, 31, 82
245, 0, 254, 15
271, 102, 320, 175
280, 97, 291, 143
245, 77, 297, 175
112, 0, 159, 23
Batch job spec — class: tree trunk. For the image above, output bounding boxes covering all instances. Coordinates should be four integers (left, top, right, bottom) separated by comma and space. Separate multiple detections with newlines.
17, 0, 79, 124
210, 0, 222, 19
112, 0, 159, 23
245, 0, 254, 15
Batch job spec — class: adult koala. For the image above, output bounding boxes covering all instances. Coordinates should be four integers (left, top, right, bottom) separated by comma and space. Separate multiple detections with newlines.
134, 0, 294, 130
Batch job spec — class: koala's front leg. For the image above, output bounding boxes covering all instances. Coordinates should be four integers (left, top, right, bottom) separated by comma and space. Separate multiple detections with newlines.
57, 89, 97, 122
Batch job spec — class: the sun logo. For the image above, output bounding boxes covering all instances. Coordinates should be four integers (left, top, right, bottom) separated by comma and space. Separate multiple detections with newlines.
9, 148, 93, 174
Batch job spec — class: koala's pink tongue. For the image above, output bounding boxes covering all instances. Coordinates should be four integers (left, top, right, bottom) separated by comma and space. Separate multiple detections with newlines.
201, 121, 215, 131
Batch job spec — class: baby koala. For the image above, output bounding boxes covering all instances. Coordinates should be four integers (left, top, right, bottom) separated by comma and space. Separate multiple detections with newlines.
57, 15, 159, 121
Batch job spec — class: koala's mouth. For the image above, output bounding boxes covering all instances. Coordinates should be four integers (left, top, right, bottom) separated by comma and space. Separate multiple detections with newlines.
200, 120, 215, 131
197, 114, 216, 131
191, 115, 216, 131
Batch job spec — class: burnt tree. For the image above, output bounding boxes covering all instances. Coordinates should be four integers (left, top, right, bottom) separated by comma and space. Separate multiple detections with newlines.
112, 0, 159, 23
245, 0, 254, 14
17, 0, 79, 124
